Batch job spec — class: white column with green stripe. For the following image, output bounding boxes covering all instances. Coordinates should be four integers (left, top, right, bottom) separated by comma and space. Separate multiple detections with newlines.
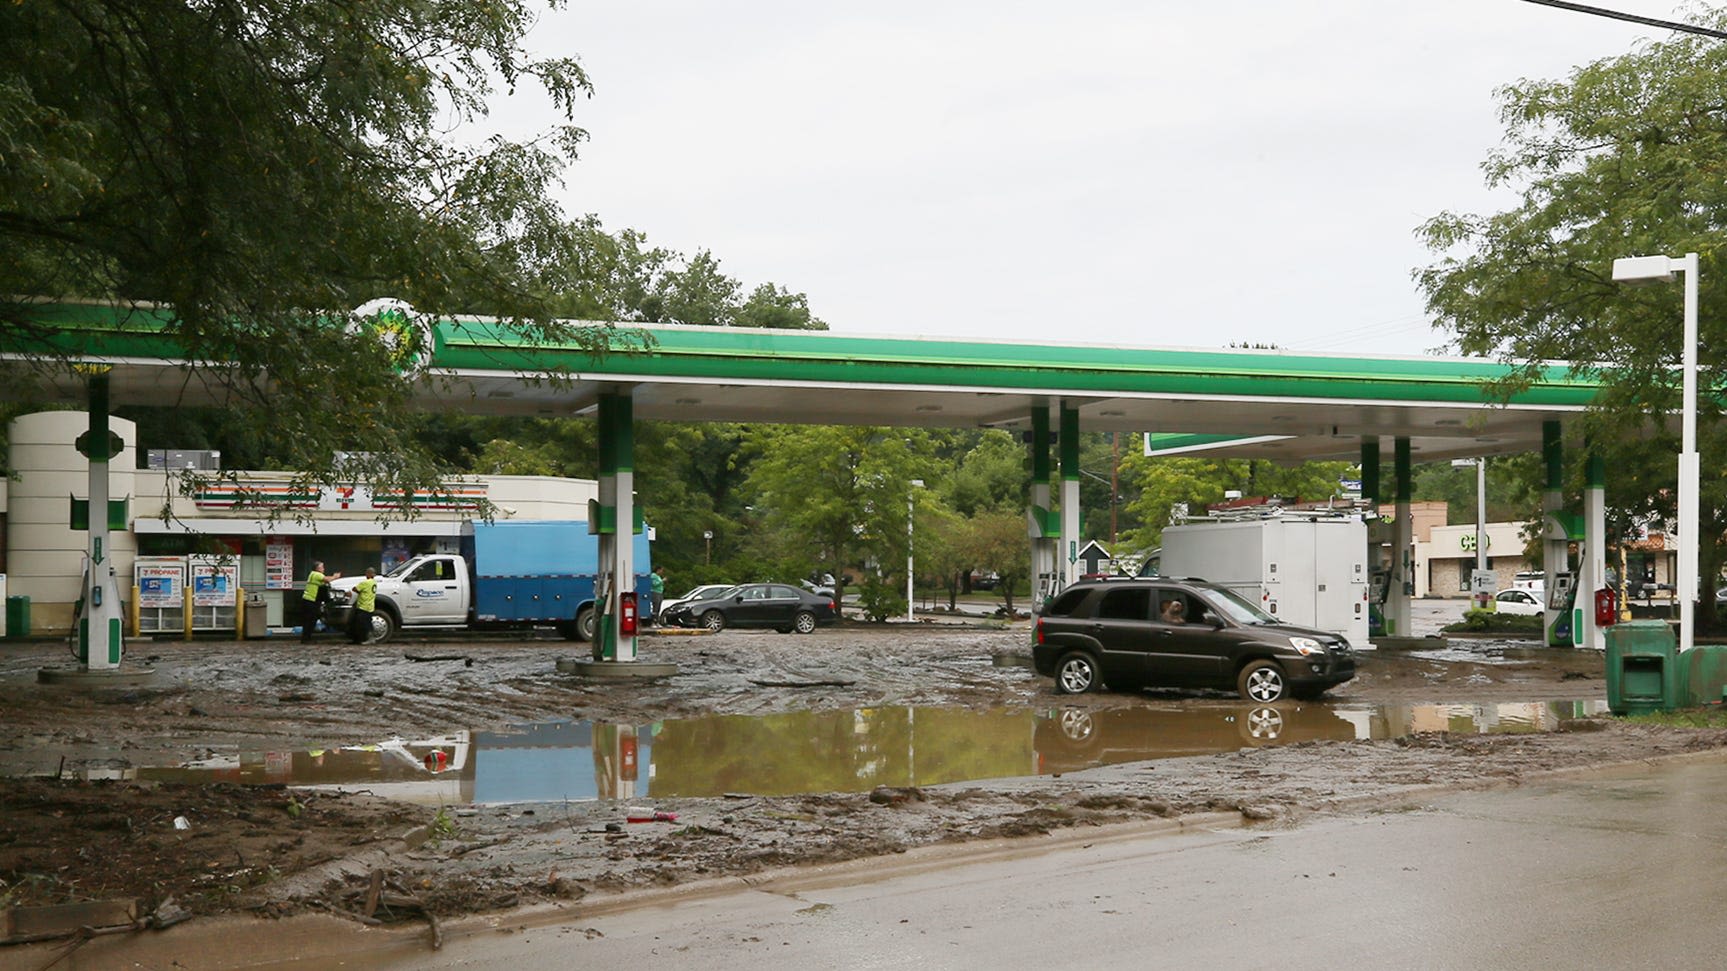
595, 391, 637, 663
1059, 403, 1081, 593
1028, 406, 1056, 608
77, 372, 126, 670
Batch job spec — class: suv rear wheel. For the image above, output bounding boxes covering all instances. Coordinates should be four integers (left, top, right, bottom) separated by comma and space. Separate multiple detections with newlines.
1053, 651, 1100, 694
1238, 660, 1288, 702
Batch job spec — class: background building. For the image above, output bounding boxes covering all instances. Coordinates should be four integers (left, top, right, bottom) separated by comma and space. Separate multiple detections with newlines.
4, 411, 602, 634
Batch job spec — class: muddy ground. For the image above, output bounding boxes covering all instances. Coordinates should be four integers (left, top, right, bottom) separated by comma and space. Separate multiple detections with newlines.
3, 621, 1725, 952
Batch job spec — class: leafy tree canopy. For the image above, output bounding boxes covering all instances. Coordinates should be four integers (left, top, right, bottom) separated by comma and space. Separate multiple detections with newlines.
1, 0, 600, 498
1115, 455, 1355, 555
1416, 12, 1727, 612
740, 425, 936, 589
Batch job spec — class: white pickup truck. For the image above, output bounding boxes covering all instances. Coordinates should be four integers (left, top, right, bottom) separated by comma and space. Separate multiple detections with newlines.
326, 520, 652, 643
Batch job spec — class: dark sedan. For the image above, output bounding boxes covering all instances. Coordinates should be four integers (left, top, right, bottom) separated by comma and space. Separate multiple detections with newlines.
663, 582, 838, 633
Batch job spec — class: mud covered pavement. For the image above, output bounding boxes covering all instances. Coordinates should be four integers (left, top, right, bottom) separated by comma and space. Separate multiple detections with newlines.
3, 625, 1725, 953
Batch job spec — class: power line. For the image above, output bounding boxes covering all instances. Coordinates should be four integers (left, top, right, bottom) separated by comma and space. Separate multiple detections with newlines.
1520, 0, 1727, 41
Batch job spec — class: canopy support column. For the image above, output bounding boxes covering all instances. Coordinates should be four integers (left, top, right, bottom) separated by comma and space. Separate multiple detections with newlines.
1386, 437, 1414, 638
1361, 437, 1384, 638
76, 372, 125, 671
1028, 406, 1056, 609
1541, 422, 1572, 647
1058, 404, 1081, 592
1577, 451, 1608, 651
596, 391, 637, 663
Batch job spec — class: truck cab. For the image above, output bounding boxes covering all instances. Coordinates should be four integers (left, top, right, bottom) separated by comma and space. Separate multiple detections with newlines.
389, 554, 469, 626
328, 553, 473, 640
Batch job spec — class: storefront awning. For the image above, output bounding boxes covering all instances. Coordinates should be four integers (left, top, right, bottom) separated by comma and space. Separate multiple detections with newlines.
131, 517, 465, 537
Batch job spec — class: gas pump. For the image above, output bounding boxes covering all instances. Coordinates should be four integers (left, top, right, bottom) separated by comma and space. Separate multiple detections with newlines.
1368, 567, 1390, 637
1035, 572, 1057, 612
1548, 572, 1576, 643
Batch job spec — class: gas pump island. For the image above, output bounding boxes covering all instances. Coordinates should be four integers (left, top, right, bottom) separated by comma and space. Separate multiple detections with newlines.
38, 370, 154, 686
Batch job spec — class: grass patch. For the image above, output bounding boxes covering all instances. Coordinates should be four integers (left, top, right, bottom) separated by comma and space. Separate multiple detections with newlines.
1441, 609, 1545, 634
1623, 707, 1727, 728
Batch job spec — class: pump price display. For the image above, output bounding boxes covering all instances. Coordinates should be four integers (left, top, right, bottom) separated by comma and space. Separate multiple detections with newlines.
1470, 569, 1498, 596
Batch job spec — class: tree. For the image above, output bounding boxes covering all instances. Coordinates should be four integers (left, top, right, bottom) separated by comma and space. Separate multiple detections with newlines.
740, 426, 935, 602
736, 284, 827, 331
1416, 16, 1727, 622
1114, 455, 1355, 554
912, 498, 971, 611
2, 0, 602, 502
945, 431, 1025, 517
959, 510, 1030, 615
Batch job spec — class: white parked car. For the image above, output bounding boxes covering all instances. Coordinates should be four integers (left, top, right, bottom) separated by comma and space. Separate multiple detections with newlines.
659, 583, 736, 623
1493, 589, 1545, 616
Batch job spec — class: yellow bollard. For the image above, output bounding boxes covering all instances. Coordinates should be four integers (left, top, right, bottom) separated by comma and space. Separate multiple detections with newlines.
235, 586, 245, 641
129, 584, 141, 637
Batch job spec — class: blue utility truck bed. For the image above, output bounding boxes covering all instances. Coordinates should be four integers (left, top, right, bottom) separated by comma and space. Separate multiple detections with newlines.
460, 521, 652, 623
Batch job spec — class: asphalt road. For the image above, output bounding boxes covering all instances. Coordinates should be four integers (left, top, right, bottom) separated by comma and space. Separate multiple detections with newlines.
347, 751, 1727, 970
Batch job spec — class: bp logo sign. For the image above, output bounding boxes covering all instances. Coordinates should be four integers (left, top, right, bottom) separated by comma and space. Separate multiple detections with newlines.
350, 298, 434, 376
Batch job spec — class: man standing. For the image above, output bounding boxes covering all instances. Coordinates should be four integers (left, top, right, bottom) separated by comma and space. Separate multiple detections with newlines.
301, 561, 340, 643
348, 568, 378, 644
649, 565, 666, 626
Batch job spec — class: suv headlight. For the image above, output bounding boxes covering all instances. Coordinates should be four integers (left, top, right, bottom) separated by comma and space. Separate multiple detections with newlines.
1289, 636, 1325, 656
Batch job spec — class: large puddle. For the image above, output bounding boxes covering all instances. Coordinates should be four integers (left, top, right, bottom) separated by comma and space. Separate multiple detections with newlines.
64, 699, 1609, 805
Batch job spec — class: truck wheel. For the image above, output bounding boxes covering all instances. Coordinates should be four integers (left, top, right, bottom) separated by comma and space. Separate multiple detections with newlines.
792, 610, 818, 634
370, 610, 397, 645
1053, 651, 1099, 694
1238, 660, 1288, 703
575, 607, 597, 642
701, 610, 726, 633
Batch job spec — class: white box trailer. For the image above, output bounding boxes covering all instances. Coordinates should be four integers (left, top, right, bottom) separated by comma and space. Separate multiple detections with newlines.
1157, 516, 1370, 649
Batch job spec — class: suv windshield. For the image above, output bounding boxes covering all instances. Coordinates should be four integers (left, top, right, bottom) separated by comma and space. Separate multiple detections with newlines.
1201, 585, 1278, 625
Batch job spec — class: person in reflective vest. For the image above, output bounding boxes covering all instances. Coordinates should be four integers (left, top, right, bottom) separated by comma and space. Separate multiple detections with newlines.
301, 561, 340, 643
348, 568, 378, 644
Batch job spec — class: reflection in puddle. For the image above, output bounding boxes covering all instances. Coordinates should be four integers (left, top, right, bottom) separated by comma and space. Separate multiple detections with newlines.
81, 699, 1607, 805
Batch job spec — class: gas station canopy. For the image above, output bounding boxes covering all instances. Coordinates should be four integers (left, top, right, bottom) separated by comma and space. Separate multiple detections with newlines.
7, 301, 1602, 461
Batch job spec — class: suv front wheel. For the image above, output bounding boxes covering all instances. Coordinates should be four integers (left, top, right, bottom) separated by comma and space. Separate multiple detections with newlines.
1054, 651, 1101, 694
1238, 659, 1288, 703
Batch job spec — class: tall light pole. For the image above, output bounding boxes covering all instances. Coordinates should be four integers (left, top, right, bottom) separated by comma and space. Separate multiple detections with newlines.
906, 479, 924, 623
1613, 252, 1700, 653
1452, 457, 1489, 608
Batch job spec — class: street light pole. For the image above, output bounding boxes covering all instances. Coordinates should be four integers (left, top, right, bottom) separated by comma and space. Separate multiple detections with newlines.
1613, 252, 1700, 653
1475, 458, 1487, 604
906, 479, 924, 623
1452, 457, 1488, 608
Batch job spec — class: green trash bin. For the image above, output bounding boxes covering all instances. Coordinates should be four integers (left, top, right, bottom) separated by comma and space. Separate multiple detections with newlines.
1678, 645, 1727, 707
5, 595, 28, 638
1605, 620, 1679, 715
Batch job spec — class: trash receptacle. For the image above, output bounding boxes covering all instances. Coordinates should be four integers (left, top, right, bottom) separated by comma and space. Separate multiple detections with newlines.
244, 595, 268, 640
1678, 644, 1727, 707
1606, 620, 1679, 715
5, 595, 28, 638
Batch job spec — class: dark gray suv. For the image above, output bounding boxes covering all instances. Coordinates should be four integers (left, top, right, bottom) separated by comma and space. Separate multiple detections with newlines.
1032, 577, 1356, 702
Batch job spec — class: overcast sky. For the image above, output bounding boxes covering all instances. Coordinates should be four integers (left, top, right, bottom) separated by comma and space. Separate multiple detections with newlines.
490, 1, 1683, 356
